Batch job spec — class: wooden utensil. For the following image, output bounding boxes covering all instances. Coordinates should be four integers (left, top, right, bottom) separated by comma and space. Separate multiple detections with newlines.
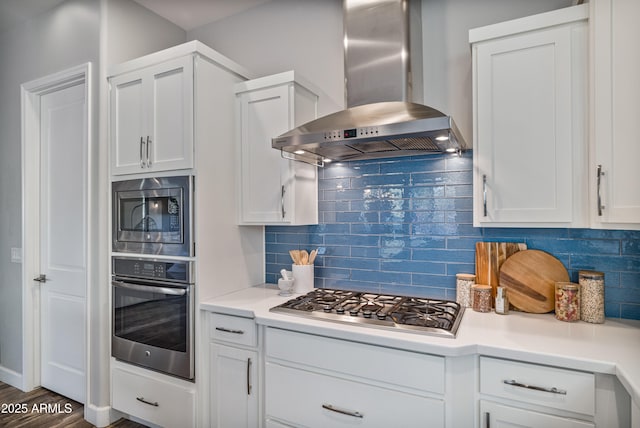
300, 250, 309, 265
499, 249, 569, 313
289, 250, 300, 265
308, 249, 318, 265
475, 242, 527, 301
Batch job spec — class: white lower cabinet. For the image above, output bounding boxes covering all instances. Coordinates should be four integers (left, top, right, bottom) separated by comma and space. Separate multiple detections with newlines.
210, 344, 258, 428
264, 327, 445, 427
208, 313, 259, 428
111, 362, 196, 428
266, 362, 443, 427
480, 401, 594, 428
479, 356, 604, 428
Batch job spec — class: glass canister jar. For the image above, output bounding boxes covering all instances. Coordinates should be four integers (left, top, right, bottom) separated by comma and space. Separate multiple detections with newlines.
555, 282, 580, 322
579, 270, 605, 324
472, 284, 492, 313
456, 273, 475, 308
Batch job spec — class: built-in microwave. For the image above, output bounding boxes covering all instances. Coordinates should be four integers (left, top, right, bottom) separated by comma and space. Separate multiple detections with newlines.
112, 175, 193, 257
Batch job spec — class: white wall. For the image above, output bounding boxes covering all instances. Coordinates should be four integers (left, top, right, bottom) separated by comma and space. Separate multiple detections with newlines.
0, 0, 185, 422
0, 0, 101, 381
187, 0, 344, 113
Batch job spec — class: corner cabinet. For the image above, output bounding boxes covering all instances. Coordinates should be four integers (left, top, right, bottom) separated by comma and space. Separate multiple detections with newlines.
470, 5, 589, 227
590, 0, 640, 230
109, 55, 194, 175
478, 356, 630, 428
236, 71, 320, 225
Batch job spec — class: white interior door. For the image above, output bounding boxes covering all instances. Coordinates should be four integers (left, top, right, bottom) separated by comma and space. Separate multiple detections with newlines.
38, 81, 87, 403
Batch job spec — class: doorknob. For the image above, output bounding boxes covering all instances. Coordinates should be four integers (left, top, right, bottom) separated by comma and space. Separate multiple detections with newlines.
33, 274, 47, 283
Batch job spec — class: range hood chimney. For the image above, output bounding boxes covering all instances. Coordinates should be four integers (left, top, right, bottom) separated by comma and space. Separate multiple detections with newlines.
272, 0, 467, 165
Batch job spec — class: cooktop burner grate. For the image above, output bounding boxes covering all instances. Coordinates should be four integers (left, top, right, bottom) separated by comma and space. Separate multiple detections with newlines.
270, 289, 464, 338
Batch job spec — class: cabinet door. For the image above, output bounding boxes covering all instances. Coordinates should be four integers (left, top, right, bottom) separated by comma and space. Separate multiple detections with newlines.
591, 0, 640, 229
210, 343, 258, 428
473, 23, 587, 226
147, 56, 194, 172
110, 56, 193, 175
480, 401, 594, 428
238, 85, 293, 223
110, 71, 147, 175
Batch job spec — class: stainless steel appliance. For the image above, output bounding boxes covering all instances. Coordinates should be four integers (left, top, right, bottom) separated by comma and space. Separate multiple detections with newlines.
272, 0, 467, 164
112, 256, 195, 380
112, 175, 192, 257
271, 288, 464, 338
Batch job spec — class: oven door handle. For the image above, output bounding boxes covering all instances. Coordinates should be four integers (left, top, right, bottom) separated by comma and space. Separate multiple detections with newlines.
112, 280, 187, 296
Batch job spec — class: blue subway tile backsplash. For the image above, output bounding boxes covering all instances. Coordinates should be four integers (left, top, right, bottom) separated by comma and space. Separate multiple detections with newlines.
265, 152, 640, 320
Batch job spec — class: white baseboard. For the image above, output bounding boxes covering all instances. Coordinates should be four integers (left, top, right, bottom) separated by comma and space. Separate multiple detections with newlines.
0, 365, 23, 390
84, 403, 114, 427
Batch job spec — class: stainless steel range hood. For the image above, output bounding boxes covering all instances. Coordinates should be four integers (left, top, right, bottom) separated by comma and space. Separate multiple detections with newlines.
272, 0, 467, 165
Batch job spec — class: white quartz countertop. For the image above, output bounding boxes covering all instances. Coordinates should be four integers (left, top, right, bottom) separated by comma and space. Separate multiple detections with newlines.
201, 284, 640, 407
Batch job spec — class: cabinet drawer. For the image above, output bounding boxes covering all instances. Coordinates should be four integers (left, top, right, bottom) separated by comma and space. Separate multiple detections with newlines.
480, 357, 595, 415
209, 313, 257, 347
112, 366, 195, 428
265, 362, 444, 427
266, 328, 444, 395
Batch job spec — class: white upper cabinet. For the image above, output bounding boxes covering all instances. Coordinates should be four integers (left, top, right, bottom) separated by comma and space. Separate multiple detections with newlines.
590, 0, 640, 230
470, 6, 589, 227
236, 71, 319, 225
110, 55, 194, 175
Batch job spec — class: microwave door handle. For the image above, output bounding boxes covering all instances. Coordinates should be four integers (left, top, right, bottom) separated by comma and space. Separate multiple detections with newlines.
111, 280, 186, 296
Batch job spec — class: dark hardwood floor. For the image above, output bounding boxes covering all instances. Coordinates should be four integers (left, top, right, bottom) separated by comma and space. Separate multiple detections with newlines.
0, 382, 147, 428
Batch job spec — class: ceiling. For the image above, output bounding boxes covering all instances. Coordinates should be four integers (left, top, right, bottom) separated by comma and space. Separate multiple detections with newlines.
0, 0, 273, 33
132, 0, 273, 31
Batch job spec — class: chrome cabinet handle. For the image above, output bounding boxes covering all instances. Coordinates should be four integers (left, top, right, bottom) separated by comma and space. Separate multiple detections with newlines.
215, 327, 244, 335
136, 396, 159, 407
33, 274, 47, 283
247, 357, 252, 395
482, 174, 488, 217
485, 411, 490, 428
503, 379, 567, 395
597, 164, 605, 216
139, 137, 145, 168
146, 136, 152, 168
281, 185, 286, 219
321, 404, 363, 418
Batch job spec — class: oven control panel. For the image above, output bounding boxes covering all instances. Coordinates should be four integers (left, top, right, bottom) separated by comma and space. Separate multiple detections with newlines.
112, 257, 192, 283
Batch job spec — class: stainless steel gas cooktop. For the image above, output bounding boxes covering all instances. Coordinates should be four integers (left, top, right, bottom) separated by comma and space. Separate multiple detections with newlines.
270, 288, 464, 338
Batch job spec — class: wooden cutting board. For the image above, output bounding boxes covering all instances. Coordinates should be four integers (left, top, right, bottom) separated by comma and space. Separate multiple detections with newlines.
499, 249, 569, 313
475, 242, 527, 301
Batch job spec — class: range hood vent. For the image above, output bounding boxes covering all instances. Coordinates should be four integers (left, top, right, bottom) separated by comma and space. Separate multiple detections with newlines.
272, 0, 467, 166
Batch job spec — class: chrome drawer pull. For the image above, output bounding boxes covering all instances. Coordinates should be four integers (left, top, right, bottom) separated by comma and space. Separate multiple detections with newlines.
136, 396, 159, 407
215, 327, 244, 335
503, 379, 567, 395
322, 403, 363, 418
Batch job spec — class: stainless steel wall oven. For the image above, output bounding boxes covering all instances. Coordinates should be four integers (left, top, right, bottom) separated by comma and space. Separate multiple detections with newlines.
112, 256, 195, 380
112, 175, 193, 257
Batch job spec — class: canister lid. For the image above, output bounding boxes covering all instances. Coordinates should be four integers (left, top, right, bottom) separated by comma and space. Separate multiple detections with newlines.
472, 284, 491, 291
579, 270, 604, 279
556, 281, 579, 290
456, 273, 476, 280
